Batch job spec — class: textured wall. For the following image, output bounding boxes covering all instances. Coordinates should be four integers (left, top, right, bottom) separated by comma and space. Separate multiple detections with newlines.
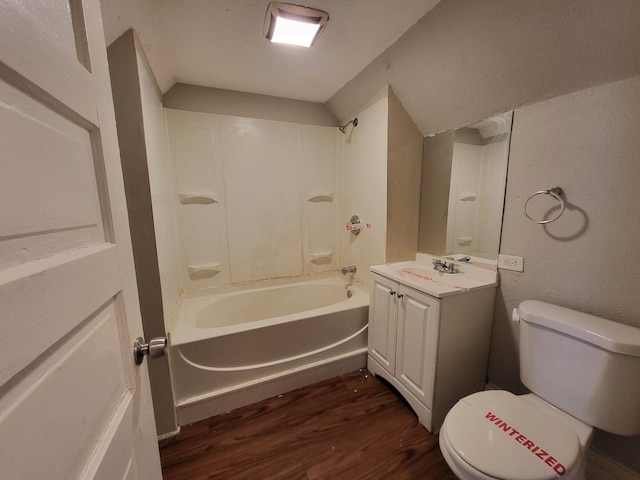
493, 75, 640, 472
107, 30, 178, 436
164, 83, 338, 127
419, 131, 454, 254
327, 0, 640, 136
386, 89, 423, 263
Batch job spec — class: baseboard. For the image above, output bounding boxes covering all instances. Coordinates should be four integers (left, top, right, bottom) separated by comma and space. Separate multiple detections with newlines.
157, 427, 181, 447
588, 448, 640, 480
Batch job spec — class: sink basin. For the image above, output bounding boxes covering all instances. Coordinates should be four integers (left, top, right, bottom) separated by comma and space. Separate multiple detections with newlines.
370, 259, 498, 298
397, 267, 486, 291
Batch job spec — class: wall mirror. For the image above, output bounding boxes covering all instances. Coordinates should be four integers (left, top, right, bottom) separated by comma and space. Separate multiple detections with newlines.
418, 111, 513, 262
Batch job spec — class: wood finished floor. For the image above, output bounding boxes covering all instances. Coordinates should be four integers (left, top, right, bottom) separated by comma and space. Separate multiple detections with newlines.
160, 369, 457, 480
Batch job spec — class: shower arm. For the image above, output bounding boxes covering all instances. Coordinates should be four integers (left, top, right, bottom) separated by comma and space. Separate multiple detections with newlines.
338, 117, 358, 134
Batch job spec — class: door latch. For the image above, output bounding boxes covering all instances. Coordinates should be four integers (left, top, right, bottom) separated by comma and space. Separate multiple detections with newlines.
133, 336, 167, 365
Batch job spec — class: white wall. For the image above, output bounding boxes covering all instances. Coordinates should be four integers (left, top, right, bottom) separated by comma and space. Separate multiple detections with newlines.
477, 140, 509, 256
100, 0, 174, 92
138, 51, 181, 330
339, 93, 389, 286
222, 117, 302, 283
165, 109, 339, 289
446, 142, 483, 254
446, 138, 508, 259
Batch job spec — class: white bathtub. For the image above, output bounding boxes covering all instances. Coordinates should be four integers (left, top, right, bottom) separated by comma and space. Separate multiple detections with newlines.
169, 275, 369, 425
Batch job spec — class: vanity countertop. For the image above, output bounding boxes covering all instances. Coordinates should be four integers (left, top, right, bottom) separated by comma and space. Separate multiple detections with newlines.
370, 256, 498, 299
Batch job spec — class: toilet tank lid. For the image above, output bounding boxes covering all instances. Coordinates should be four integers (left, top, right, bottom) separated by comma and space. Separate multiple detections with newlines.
518, 300, 640, 357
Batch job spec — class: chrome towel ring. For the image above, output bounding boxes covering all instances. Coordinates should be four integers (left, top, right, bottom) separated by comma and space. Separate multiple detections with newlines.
523, 186, 564, 224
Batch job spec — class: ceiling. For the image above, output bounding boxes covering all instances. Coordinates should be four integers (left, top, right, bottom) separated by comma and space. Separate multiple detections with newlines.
100, 0, 440, 102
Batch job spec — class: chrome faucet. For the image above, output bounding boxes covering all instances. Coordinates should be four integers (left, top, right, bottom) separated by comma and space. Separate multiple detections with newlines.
433, 259, 458, 274
341, 265, 357, 275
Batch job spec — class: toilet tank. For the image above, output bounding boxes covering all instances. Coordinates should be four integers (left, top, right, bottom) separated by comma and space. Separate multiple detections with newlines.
518, 300, 640, 436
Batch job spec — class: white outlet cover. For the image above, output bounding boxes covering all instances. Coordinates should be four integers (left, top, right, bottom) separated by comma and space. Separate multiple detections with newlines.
498, 254, 524, 272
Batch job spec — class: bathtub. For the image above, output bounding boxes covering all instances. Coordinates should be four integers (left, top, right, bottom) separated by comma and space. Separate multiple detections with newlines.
169, 274, 369, 425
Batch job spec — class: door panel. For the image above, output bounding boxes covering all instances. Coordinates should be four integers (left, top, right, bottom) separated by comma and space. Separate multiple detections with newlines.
368, 274, 398, 374
0, 0, 96, 124
0, 301, 127, 479
0, 244, 120, 387
396, 286, 440, 409
0, 1, 162, 478
0, 75, 104, 270
84, 392, 141, 480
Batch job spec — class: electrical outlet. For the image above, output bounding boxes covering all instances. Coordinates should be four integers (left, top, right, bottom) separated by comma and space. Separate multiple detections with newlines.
498, 254, 524, 272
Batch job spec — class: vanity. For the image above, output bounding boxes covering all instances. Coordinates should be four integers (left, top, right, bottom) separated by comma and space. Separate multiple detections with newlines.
367, 253, 498, 432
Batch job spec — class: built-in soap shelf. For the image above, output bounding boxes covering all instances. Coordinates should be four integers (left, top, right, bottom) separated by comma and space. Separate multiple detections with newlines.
306, 193, 334, 203
309, 251, 333, 265
456, 237, 472, 246
187, 263, 221, 277
179, 193, 219, 205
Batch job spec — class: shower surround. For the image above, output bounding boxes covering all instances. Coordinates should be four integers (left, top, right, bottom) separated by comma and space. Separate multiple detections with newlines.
123, 87, 390, 435
157, 102, 389, 423
165, 108, 341, 290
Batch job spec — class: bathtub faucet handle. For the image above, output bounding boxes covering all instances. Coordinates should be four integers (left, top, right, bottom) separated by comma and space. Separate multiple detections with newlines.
341, 265, 357, 275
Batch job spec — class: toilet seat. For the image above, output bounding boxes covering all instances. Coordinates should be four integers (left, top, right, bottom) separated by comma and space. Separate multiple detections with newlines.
441, 391, 581, 480
440, 426, 501, 480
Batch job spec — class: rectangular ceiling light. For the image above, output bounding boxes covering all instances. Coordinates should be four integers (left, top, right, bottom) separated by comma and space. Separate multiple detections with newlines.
264, 2, 329, 48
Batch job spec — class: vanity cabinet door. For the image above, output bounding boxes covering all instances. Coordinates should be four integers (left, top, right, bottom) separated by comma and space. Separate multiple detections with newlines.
368, 273, 399, 375
396, 285, 440, 410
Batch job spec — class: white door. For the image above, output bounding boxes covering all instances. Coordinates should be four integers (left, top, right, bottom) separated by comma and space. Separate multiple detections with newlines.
0, 1, 162, 479
396, 285, 440, 410
368, 273, 399, 375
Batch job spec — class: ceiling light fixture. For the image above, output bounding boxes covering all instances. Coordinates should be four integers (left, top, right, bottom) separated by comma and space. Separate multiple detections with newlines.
264, 2, 329, 48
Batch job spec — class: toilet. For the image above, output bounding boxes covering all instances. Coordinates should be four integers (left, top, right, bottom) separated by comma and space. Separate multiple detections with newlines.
439, 300, 640, 480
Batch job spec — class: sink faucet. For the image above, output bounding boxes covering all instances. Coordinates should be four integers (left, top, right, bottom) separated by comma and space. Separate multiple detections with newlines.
433, 259, 458, 274
341, 265, 357, 275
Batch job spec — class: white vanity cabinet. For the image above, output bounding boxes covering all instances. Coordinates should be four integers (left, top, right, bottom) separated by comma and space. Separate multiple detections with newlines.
368, 262, 497, 432
369, 274, 440, 409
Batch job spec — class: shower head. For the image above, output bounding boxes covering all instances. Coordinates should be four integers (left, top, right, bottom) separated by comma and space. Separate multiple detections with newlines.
338, 117, 358, 134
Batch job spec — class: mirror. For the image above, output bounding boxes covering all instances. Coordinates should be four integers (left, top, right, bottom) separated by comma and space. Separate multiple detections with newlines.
418, 111, 512, 261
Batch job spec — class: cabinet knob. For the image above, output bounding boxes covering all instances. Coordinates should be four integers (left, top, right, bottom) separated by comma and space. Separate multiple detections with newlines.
397, 293, 404, 299
389, 290, 396, 295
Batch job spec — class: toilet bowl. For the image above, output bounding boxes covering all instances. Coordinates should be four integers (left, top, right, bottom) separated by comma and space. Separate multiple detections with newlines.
439, 300, 640, 480
439, 391, 593, 480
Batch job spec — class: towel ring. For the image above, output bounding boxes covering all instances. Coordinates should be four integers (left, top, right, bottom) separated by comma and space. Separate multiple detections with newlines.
523, 187, 564, 224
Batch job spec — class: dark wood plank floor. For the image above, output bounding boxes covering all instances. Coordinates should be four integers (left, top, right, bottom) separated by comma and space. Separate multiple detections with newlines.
160, 369, 457, 480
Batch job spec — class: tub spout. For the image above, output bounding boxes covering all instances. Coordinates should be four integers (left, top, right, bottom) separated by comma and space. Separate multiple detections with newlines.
341, 265, 357, 275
